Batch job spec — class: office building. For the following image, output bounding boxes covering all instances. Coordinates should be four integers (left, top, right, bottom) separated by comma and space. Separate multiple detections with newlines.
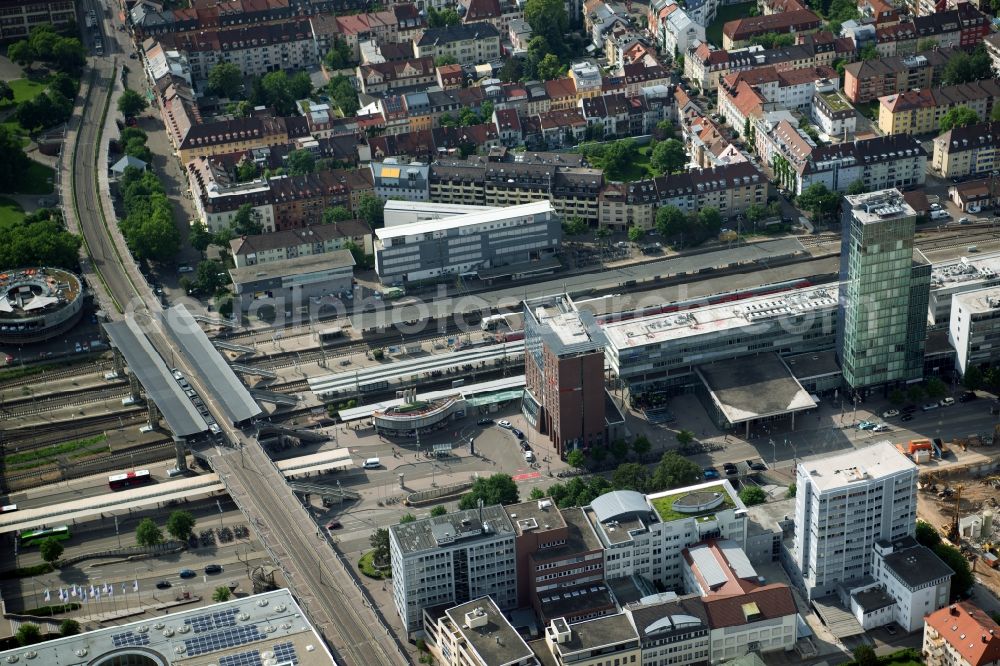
924, 602, 1000, 666
928, 251, 1000, 327
0, 589, 335, 665
229, 250, 355, 313
792, 441, 918, 600
932, 121, 1000, 180
949, 286, 1000, 375
0, 0, 75, 40
585, 483, 749, 591
382, 200, 496, 227
422, 596, 538, 666
390, 505, 517, 633
722, 10, 822, 49
373, 201, 561, 284
543, 615, 641, 666
229, 221, 373, 268
624, 595, 712, 666
522, 295, 609, 455
837, 189, 930, 391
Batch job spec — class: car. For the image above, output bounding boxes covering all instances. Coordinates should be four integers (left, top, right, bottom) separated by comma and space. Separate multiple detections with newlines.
746, 460, 767, 471
497, 420, 512, 429
523, 450, 535, 463
89, 314, 98, 324
179, 569, 196, 579
155, 580, 172, 589
873, 424, 890, 432
959, 391, 978, 402
129, 53, 138, 59
881, 409, 900, 418
204, 564, 223, 575
901, 404, 917, 413
885, 624, 898, 636
704, 467, 720, 479
520, 441, 532, 452
511, 428, 525, 440
477, 418, 494, 426
74, 342, 82, 352
325, 520, 343, 530
857, 421, 876, 430
939, 397, 955, 407
959, 217, 970, 224
922, 402, 939, 412
901, 413, 914, 422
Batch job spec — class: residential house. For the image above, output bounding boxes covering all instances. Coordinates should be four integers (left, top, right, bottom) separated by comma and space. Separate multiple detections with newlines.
932, 121, 1000, 179
722, 9, 822, 49
843, 49, 952, 104
949, 178, 1000, 212
923, 602, 1000, 666
176, 116, 290, 164
812, 90, 856, 139
356, 57, 436, 95
414, 23, 501, 65
584, 0, 632, 51
797, 134, 926, 194
878, 79, 1000, 135
653, 162, 768, 217
230, 220, 374, 268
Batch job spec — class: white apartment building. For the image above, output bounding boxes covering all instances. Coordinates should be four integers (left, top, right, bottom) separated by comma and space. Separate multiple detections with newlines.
584, 483, 748, 592
422, 597, 537, 666
950, 286, 1000, 375
374, 201, 562, 284
929, 252, 1000, 327
663, 7, 706, 58
792, 441, 919, 600
797, 134, 926, 195
389, 505, 517, 633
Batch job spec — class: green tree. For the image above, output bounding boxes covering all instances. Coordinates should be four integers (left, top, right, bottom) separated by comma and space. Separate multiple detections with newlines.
324, 37, 354, 70
0, 80, 12, 105
135, 518, 163, 546
50, 72, 77, 100
655, 205, 689, 238
652, 451, 702, 490
536, 53, 564, 81
59, 619, 80, 636
739, 486, 767, 506
940, 106, 981, 132
528, 487, 546, 500
676, 430, 694, 447
797, 183, 841, 224
963, 365, 983, 391
286, 149, 315, 176
235, 159, 258, 182
399, 513, 417, 523
656, 120, 676, 138
7, 41, 33, 67
852, 645, 878, 666
907, 384, 925, 404
212, 586, 231, 602
847, 180, 867, 195
117, 88, 148, 118
194, 259, 229, 296
328, 74, 359, 116
208, 62, 243, 98
992, 105, 1000, 122
650, 139, 687, 174
916, 520, 942, 548
230, 203, 262, 236
430, 505, 448, 517
632, 435, 651, 462
189, 220, 213, 253
917, 37, 939, 51
859, 44, 879, 60
942, 47, 995, 86
924, 376, 947, 399
933, 542, 974, 597
566, 449, 586, 469
562, 216, 588, 236
288, 71, 313, 101
458, 473, 519, 509
786, 483, 797, 498
323, 206, 352, 223
166, 510, 196, 541
435, 54, 459, 67
370, 528, 390, 565
698, 207, 723, 237
524, 0, 568, 57
358, 193, 384, 227
610, 439, 630, 461
428, 6, 462, 26
0, 125, 33, 192
611, 462, 651, 493
15, 623, 41, 646
258, 71, 296, 115
39, 537, 64, 563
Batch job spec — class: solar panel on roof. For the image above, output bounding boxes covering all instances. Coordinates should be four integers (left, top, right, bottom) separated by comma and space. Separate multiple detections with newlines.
184, 624, 265, 657
111, 631, 151, 647
219, 649, 263, 666
273, 641, 300, 665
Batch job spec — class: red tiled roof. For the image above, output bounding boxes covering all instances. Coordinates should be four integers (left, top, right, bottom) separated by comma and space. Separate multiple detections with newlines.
926, 603, 1000, 666
703, 586, 797, 629
724, 9, 822, 40
545, 77, 578, 99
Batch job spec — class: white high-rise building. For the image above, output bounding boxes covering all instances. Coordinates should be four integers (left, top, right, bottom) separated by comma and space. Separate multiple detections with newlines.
792, 441, 918, 600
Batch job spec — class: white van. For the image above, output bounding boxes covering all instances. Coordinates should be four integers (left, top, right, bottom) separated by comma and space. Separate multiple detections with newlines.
363, 457, 381, 469
523, 450, 536, 463
930, 210, 950, 221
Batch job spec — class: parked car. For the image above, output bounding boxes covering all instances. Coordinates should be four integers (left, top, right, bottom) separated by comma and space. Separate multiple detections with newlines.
155, 580, 172, 589
497, 420, 512, 429
922, 402, 940, 412
746, 460, 767, 471
477, 418, 494, 426
959, 391, 978, 403
179, 569, 196, 579
204, 564, 223, 575
704, 467, 720, 479
511, 428, 525, 440
901, 413, 914, 422
881, 409, 900, 418
939, 397, 955, 407
858, 421, 876, 430
873, 424, 891, 432
326, 520, 342, 530
520, 441, 532, 452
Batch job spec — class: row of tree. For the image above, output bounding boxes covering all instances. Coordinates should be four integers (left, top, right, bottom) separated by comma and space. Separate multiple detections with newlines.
0, 207, 81, 270
118, 166, 181, 262
439, 101, 495, 128
8, 25, 86, 74
655, 205, 724, 248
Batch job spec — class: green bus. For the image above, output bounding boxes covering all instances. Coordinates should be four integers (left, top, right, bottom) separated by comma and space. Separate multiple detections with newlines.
18, 526, 71, 547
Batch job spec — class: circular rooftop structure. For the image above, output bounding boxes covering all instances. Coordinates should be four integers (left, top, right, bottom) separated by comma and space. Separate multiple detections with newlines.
671, 491, 726, 514
0, 267, 84, 344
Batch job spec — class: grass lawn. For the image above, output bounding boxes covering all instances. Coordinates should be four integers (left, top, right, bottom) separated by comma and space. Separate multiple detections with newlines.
8, 76, 51, 105
706, 2, 756, 47
649, 483, 736, 522
605, 145, 656, 182
358, 550, 391, 579
0, 196, 24, 224
0, 120, 29, 147
10, 159, 55, 195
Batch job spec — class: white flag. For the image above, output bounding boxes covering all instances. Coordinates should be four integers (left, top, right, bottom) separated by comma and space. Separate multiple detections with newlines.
121, 583, 127, 595
43, 589, 50, 602
59, 588, 66, 602
89, 585, 96, 598
70, 585, 77, 597
132, 580, 139, 592
95, 588, 101, 601
105, 583, 113, 596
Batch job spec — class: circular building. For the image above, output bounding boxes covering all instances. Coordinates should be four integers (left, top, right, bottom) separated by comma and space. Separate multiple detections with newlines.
0, 267, 85, 344
373, 395, 467, 437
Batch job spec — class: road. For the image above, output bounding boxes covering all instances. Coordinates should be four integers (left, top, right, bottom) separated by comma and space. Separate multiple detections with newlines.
66, 3, 406, 663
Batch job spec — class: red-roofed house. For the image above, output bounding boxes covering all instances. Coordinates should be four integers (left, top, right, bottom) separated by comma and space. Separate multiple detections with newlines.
722, 9, 822, 49
436, 63, 464, 89
682, 540, 798, 662
924, 602, 1000, 666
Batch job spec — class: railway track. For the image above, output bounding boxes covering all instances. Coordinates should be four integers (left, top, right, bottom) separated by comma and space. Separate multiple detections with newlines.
1, 411, 147, 448
0, 358, 112, 391
1, 385, 131, 418
915, 228, 1000, 251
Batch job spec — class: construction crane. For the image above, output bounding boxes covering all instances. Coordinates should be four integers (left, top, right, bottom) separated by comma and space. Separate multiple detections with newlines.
945, 485, 964, 543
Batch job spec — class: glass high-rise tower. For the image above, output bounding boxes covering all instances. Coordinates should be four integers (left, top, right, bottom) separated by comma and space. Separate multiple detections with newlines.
837, 189, 930, 391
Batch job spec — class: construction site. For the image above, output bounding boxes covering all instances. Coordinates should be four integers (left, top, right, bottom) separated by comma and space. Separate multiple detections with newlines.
916, 434, 1000, 597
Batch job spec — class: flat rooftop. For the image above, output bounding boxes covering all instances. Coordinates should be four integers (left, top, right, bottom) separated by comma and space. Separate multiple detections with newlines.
882, 538, 955, 589
799, 440, 916, 492
931, 250, 1000, 290
601, 284, 838, 351
844, 189, 916, 224
647, 480, 743, 524
852, 586, 896, 612
375, 200, 553, 240
539, 584, 615, 620
819, 89, 853, 112
785, 349, 840, 380
229, 248, 355, 284
697, 353, 817, 424
445, 597, 534, 666
552, 613, 638, 654
0, 589, 336, 666
952, 285, 1000, 314
505, 497, 567, 536
103, 317, 209, 437
526, 294, 605, 351
390, 504, 514, 554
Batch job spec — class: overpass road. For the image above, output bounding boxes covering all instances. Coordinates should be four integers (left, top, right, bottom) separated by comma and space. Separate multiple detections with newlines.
69, 2, 407, 663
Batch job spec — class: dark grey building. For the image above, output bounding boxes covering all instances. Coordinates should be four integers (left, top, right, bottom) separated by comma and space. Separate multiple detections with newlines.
229, 249, 355, 313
